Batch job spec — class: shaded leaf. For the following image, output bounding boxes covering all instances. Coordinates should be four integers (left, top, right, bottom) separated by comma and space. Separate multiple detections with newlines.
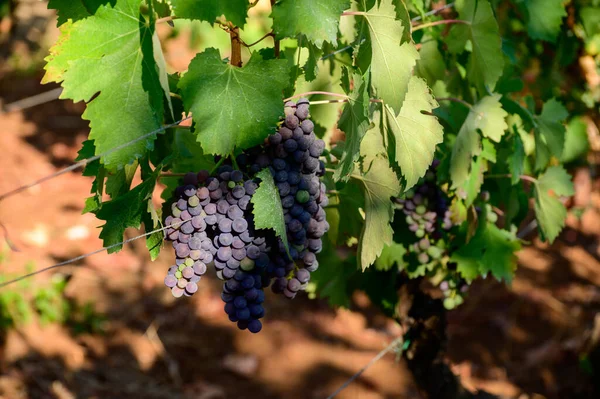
534, 166, 574, 243
334, 69, 371, 182
252, 169, 290, 254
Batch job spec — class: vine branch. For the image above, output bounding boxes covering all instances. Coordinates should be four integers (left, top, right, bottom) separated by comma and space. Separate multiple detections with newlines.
412, 19, 470, 31
436, 97, 473, 109
229, 23, 243, 67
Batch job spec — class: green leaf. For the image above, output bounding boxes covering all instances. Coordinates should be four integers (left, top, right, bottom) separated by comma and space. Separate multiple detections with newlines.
170, 0, 247, 26
375, 243, 407, 271
105, 162, 138, 198
451, 222, 520, 282
96, 171, 159, 253
464, 156, 486, 206
334, 70, 371, 182
357, 128, 401, 270
44, 0, 165, 170
179, 49, 290, 155
451, 0, 504, 93
144, 201, 163, 260
509, 131, 525, 185
271, 0, 350, 48
251, 169, 290, 255
562, 117, 590, 163
534, 166, 574, 243
523, 0, 566, 42
415, 37, 445, 86
48, 0, 109, 25
362, 0, 420, 112
450, 94, 507, 188
385, 76, 443, 190
533, 98, 568, 170
303, 40, 324, 82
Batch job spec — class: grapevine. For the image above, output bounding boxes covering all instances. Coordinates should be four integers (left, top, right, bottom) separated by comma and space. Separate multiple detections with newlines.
7, 0, 592, 394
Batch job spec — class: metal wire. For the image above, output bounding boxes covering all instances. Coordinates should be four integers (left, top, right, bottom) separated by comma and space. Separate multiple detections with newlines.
0, 221, 180, 289
325, 337, 403, 399
0, 116, 192, 203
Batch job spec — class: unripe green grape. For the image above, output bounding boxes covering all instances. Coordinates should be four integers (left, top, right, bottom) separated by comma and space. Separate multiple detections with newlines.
443, 297, 456, 309
487, 211, 498, 223
406, 216, 415, 224
240, 257, 255, 271
175, 271, 182, 279
296, 190, 310, 204
228, 181, 236, 189
184, 258, 194, 267
178, 264, 186, 271
427, 246, 444, 259
416, 229, 425, 238
416, 205, 427, 215
188, 195, 200, 207
172, 207, 182, 218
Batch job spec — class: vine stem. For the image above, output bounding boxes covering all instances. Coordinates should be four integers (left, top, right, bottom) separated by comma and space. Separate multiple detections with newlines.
156, 16, 177, 25
486, 174, 537, 184
436, 97, 473, 109
341, 11, 366, 16
270, 0, 280, 57
284, 91, 350, 102
209, 157, 227, 175
229, 23, 243, 67
243, 31, 274, 47
230, 152, 240, 170
412, 19, 470, 31
306, 98, 383, 106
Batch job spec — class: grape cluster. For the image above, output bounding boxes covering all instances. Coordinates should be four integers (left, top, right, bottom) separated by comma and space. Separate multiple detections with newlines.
238, 99, 329, 298
395, 168, 453, 267
162, 99, 328, 332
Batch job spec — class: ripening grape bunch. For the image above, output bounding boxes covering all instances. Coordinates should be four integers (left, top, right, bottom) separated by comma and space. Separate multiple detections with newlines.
162, 99, 328, 333
395, 166, 454, 268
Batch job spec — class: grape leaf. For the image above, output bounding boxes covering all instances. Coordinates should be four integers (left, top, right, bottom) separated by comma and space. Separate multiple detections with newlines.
533, 98, 567, 170
44, 0, 165, 170
251, 169, 290, 255
144, 201, 163, 260
334, 70, 371, 182
534, 166, 574, 243
303, 40, 323, 82
416, 37, 445, 86
523, 0, 566, 42
385, 76, 443, 190
48, 0, 114, 25
562, 117, 590, 163
96, 170, 159, 253
179, 49, 290, 155
357, 126, 401, 270
451, 221, 520, 282
450, 0, 504, 93
170, 0, 247, 27
450, 94, 507, 188
375, 243, 407, 271
271, 0, 350, 48
509, 130, 525, 185
464, 156, 486, 207
361, 0, 419, 112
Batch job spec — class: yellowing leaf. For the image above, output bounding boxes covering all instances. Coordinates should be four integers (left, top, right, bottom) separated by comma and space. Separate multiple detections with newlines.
362, 0, 419, 112
385, 76, 443, 190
